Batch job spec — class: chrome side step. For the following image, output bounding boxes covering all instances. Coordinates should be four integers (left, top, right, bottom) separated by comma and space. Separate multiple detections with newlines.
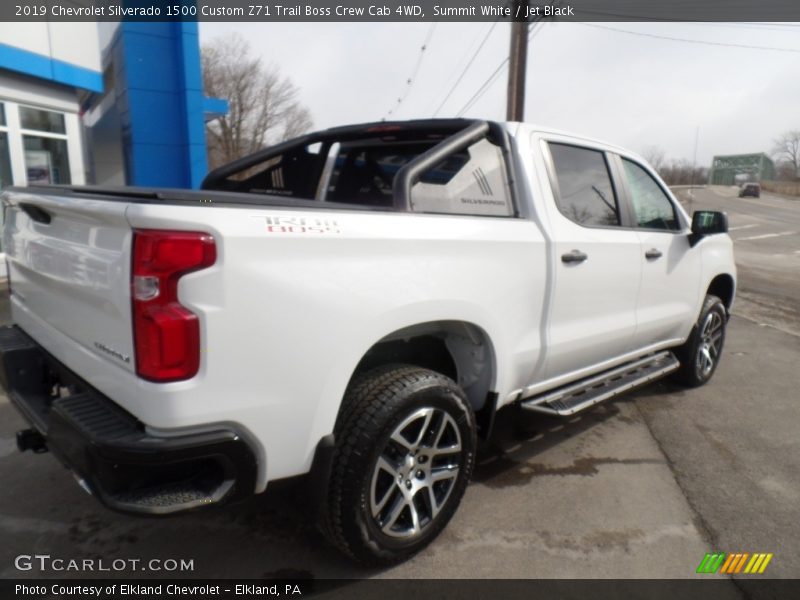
520, 351, 680, 416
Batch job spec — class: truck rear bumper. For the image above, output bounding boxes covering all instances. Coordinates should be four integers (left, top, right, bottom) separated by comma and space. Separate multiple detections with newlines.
0, 325, 257, 515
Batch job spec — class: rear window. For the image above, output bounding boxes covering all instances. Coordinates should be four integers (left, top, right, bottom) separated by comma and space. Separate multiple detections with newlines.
325, 142, 440, 208
219, 146, 324, 199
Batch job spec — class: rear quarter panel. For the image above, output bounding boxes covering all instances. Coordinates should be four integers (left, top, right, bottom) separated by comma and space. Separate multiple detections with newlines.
115, 203, 548, 488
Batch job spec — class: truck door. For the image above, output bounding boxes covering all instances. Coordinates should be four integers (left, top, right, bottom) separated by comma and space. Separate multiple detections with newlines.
542, 142, 642, 379
616, 156, 702, 348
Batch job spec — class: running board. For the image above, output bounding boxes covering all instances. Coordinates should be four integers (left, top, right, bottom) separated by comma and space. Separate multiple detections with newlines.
520, 351, 680, 416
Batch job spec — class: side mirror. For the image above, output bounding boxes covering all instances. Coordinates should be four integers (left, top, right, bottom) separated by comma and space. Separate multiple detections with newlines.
689, 211, 728, 246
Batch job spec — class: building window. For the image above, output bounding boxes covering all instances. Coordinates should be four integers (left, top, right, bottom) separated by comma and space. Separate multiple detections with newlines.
23, 135, 71, 185
0, 102, 9, 258
0, 99, 83, 267
18, 104, 72, 185
0, 132, 12, 188
19, 106, 67, 134
0, 102, 12, 188
0, 100, 80, 187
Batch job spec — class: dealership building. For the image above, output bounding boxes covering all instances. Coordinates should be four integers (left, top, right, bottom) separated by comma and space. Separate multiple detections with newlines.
0, 21, 227, 275
0, 22, 226, 189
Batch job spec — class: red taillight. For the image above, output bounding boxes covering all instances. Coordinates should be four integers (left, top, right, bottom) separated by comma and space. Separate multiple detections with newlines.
131, 230, 216, 382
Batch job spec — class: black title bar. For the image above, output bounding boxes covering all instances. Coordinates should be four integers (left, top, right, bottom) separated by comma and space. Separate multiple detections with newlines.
4, 0, 800, 22
5, 579, 800, 599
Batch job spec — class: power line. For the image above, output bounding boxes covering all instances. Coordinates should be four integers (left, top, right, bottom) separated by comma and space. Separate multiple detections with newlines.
382, 23, 438, 120
687, 22, 800, 34
456, 59, 509, 117
456, 23, 544, 118
561, 8, 800, 29
580, 23, 800, 54
431, 22, 500, 117
682, 21, 800, 31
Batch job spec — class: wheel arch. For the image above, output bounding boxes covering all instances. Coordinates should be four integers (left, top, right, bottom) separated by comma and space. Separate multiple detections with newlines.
706, 273, 736, 313
305, 319, 498, 515
305, 310, 504, 473
348, 320, 498, 413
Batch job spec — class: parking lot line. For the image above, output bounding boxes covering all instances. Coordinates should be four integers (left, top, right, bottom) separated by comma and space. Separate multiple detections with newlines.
736, 231, 797, 242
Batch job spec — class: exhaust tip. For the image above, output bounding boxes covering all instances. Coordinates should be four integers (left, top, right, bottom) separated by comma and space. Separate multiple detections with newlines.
16, 429, 47, 453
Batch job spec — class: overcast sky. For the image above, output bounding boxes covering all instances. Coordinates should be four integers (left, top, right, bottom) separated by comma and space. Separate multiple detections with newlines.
199, 21, 800, 166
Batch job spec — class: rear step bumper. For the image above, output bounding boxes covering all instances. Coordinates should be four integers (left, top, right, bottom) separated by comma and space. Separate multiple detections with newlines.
0, 325, 257, 515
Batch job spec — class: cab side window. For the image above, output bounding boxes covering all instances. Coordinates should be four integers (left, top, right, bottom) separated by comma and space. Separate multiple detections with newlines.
622, 159, 680, 231
548, 143, 620, 227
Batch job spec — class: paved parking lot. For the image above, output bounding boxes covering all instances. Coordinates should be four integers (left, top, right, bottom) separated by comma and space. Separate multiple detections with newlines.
1, 186, 798, 585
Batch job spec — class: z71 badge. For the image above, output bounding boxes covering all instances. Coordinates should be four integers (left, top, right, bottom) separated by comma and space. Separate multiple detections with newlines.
262, 216, 341, 234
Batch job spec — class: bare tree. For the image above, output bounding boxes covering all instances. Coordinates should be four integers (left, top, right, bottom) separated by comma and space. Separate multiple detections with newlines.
775, 160, 798, 181
772, 130, 800, 180
202, 34, 313, 169
658, 159, 708, 186
640, 145, 666, 172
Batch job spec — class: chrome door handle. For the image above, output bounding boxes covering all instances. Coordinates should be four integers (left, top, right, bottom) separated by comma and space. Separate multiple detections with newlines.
561, 249, 588, 264
645, 248, 663, 260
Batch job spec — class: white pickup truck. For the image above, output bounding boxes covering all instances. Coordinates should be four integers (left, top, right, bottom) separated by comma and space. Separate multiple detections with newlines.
1, 119, 735, 564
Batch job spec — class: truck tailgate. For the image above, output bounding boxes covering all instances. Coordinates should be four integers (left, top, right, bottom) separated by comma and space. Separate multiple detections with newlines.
2, 190, 135, 373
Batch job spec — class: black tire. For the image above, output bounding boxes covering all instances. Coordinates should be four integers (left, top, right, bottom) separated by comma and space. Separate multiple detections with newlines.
322, 364, 476, 565
672, 294, 728, 387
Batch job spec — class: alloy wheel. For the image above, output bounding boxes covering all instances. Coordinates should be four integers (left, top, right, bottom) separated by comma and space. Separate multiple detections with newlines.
369, 407, 462, 539
696, 310, 724, 377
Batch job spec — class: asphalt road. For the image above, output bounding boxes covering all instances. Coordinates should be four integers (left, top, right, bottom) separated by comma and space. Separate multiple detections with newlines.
0, 186, 798, 589
676, 186, 800, 336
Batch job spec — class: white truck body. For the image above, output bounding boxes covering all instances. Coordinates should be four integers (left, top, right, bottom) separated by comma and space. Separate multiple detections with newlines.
1, 119, 735, 562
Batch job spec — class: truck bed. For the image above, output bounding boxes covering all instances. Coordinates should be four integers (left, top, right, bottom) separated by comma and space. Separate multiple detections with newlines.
10, 184, 394, 212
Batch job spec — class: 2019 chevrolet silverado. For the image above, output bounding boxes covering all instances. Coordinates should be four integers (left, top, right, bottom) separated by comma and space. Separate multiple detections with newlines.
0, 119, 735, 564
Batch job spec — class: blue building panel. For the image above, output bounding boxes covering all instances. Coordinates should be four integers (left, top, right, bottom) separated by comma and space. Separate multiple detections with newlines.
178, 29, 204, 93
0, 43, 103, 93
118, 33, 183, 92
184, 93, 207, 146
126, 90, 187, 146
203, 97, 229, 118
108, 22, 225, 189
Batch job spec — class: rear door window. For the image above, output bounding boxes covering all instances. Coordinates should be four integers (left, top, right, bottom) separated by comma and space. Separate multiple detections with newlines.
548, 143, 620, 227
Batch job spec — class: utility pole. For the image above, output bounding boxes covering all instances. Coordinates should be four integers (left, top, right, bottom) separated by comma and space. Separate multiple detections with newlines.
506, 0, 529, 121
689, 125, 700, 209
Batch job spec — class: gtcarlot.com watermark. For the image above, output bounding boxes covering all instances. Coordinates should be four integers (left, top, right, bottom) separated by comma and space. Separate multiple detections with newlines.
14, 554, 194, 573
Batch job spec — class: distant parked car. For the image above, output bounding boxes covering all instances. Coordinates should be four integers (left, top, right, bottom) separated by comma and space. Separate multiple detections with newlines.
739, 183, 760, 198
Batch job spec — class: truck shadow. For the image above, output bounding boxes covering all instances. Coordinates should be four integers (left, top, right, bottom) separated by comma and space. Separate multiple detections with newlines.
470, 378, 686, 490
473, 400, 635, 488
206, 383, 680, 577
1, 376, 684, 581
167, 403, 628, 579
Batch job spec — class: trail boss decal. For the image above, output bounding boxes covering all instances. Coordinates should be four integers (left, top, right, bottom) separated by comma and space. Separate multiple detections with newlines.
262, 216, 341, 234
